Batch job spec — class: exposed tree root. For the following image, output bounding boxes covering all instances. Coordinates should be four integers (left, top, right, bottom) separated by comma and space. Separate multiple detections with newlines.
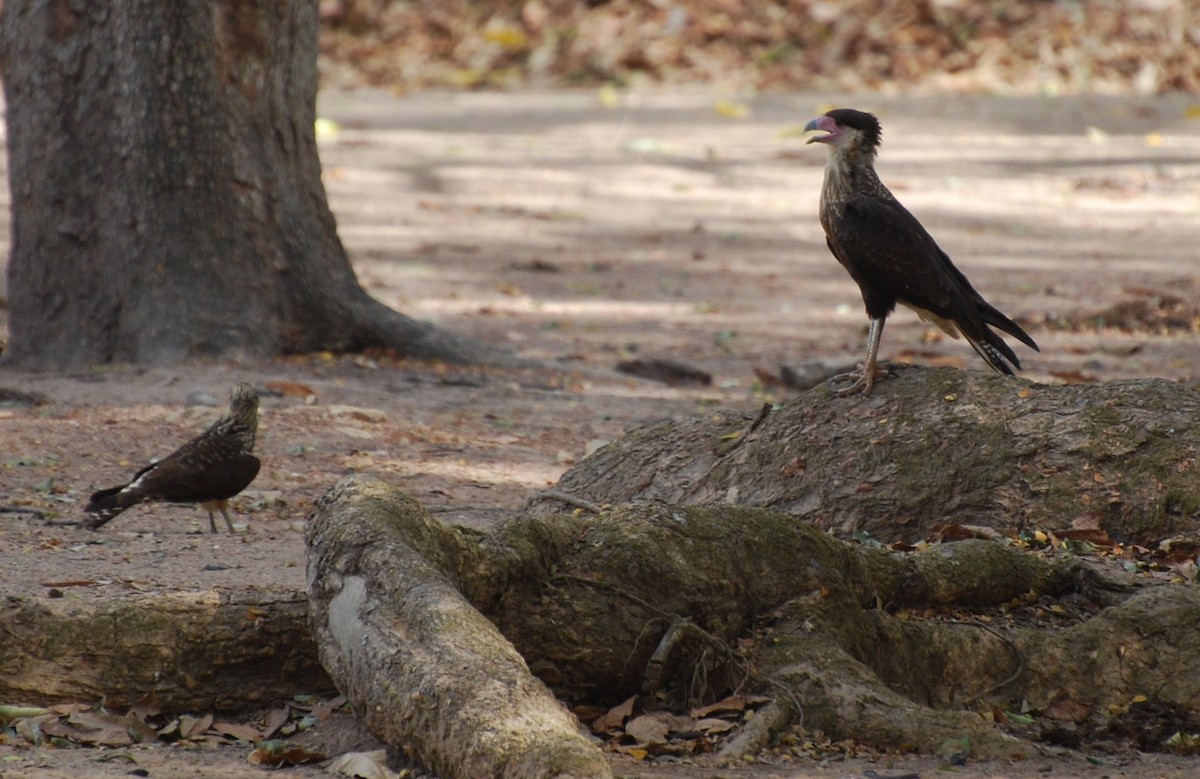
307, 474, 1200, 776
536, 366, 1200, 544
306, 479, 612, 779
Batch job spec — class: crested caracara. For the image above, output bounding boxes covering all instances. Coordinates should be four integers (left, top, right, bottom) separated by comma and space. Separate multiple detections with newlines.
805, 108, 1038, 395
84, 382, 261, 533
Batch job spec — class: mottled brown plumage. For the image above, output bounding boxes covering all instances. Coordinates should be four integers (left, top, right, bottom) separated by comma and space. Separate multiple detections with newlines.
84, 382, 261, 533
805, 108, 1038, 395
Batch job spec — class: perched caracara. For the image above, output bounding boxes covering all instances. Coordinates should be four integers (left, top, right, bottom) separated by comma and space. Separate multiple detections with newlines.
804, 108, 1038, 395
84, 382, 261, 533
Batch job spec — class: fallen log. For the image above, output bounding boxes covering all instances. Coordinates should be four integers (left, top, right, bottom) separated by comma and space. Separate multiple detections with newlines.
0, 588, 327, 711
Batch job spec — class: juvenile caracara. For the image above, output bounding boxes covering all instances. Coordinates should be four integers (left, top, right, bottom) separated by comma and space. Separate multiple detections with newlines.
84, 382, 261, 533
805, 108, 1038, 395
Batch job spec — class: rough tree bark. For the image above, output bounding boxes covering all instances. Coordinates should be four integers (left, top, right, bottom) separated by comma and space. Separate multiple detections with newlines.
0, 588, 328, 712
538, 366, 1200, 544
302, 372, 1200, 774
306, 481, 612, 779
0, 0, 511, 368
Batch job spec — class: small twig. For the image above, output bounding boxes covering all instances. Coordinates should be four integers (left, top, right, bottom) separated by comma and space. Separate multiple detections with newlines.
727, 402, 773, 457
687, 403, 774, 496
953, 619, 1025, 706
639, 617, 753, 709
1, 505, 49, 520
552, 573, 675, 619
528, 489, 603, 514
717, 695, 795, 760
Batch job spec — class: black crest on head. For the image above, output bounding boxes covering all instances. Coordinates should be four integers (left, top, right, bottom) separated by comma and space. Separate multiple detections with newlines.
826, 108, 882, 149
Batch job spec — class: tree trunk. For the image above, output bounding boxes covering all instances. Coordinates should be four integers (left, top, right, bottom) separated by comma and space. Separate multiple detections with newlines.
0, 0, 511, 368
538, 366, 1200, 544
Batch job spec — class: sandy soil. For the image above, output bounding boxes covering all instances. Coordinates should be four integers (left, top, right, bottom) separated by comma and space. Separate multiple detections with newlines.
1, 90, 1198, 778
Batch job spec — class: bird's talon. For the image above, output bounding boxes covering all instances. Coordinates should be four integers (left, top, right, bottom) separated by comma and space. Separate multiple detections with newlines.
831, 362, 887, 397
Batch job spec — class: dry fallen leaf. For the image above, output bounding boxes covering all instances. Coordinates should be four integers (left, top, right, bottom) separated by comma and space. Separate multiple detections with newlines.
591, 694, 636, 734
326, 749, 402, 779
265, 381, 318, 400
211, 720, 263, 743
128, 690, 161, 721
248, 739, 327, 767
261, 706, 292, 740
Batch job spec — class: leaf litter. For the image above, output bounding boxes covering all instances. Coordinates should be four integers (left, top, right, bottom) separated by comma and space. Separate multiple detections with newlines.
0, 691, 354, 767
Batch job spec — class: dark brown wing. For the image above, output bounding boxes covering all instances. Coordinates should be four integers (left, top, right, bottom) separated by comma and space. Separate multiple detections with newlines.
828, 193, 1037, 371
127, 435, 260, 504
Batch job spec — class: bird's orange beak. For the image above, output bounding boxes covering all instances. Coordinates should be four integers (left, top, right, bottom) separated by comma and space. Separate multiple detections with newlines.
804, 116, 837, 144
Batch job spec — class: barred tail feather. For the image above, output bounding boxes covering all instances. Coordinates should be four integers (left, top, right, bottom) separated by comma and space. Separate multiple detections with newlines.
83, 485, 141, 530
964, 328, 1021, 375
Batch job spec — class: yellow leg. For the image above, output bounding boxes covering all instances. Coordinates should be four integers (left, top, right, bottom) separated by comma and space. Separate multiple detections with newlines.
836, 317, 886, 396
219, 506, 237, 533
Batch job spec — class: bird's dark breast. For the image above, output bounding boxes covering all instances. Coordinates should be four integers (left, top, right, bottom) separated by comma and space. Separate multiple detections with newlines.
824, 194, 964, 319
823, 224, 900, 320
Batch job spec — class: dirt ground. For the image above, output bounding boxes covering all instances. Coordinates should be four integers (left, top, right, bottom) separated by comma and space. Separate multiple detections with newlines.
1, 90, 1199, 778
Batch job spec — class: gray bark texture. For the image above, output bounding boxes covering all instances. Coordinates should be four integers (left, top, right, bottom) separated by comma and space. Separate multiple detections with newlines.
538, 366, 1200, 544
0, 0, 511, 368
306, 479, 612, 779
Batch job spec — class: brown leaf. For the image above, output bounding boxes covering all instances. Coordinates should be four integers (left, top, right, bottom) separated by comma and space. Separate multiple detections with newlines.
40, 720, 97, 743
752, 367, 785, 388
1159, 536, 1200, 563
247, 739, 327, 766
310, 694, 348, 720
1050, 370, 1098, 384
63, 710, 136, 747
1043, 696, 1091, 722
591, 694, 636, 734
572, 704, 609, 723
695, 717, 737, 734
265, 381, 317, 399
48, 703, 89, 717
625, 714, 670, 746
178, 713, 214, 740
261, 706, 292, 740
211, 721, 262, 743
689, 693, 769, 718
128, 690, 161, 721
1054, 528, 1114, 547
